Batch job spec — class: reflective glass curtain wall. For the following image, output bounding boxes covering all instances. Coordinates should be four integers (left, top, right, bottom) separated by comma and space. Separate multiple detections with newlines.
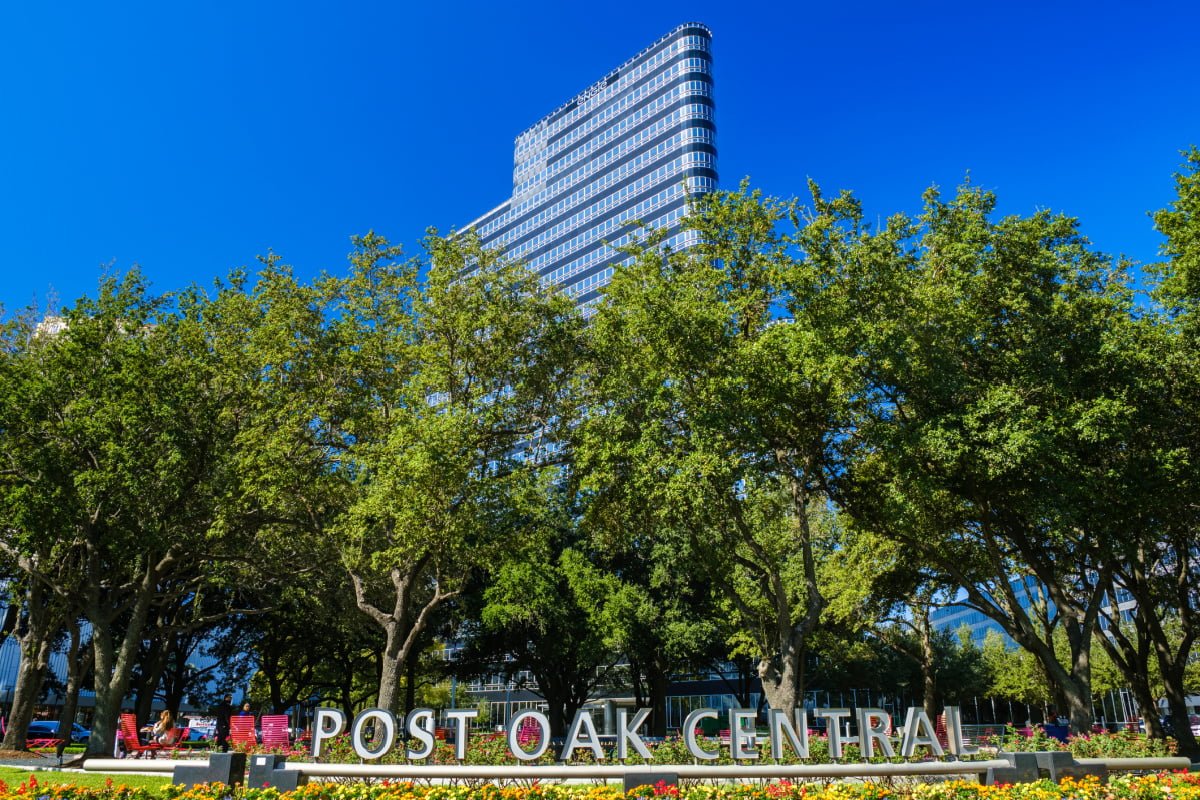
463, 23, 717, 308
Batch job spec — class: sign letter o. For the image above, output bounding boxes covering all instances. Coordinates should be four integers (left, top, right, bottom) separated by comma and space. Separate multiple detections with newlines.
507, 710, 551, 760
351, 708, 397, 760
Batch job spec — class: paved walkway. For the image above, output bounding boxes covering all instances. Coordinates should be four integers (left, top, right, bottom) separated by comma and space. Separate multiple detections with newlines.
0, 753, 73, 769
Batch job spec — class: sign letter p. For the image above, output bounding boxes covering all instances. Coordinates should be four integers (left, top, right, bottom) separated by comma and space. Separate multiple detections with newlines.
312, 707, 347, 758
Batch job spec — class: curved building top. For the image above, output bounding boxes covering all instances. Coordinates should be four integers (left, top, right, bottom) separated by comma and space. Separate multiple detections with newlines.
459, 22, 717, 307
513, 23, 712, 145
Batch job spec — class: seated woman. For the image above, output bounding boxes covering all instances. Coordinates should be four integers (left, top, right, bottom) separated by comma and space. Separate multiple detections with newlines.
152, 710, 179, 745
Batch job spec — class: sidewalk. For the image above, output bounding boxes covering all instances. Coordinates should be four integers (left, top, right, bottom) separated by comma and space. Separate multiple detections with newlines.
0, 752, 70, 769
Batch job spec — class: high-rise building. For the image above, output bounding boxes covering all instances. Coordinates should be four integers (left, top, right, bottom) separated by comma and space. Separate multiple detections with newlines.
929, 577, 1139, 648
462, 22, 717, 308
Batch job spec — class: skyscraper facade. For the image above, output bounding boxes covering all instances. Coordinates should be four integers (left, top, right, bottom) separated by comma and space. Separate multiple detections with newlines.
463, 22, 717, 307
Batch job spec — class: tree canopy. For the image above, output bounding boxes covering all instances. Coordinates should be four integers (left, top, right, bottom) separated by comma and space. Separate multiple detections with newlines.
1, 153, 1197, 758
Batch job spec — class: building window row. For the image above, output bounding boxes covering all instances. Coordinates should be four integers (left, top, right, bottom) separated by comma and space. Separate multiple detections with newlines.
515, 73, 712, 189
514, 86, 713, 198
483, 128, 714, 243
485, 117, 714, 237
516, 59, 712, 175
524, 182, 688, 271
514, 33, 710, 152
564, 266, 615, 297
540, 68, 713, 174
515, 178, 701, 275
540, 187, 711, 288
572, 230, 704, 317
513, 93, 714, 197
496, 151, 715, 257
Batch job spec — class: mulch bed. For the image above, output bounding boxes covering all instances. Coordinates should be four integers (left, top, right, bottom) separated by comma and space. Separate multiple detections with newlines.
0, 749, 51, 759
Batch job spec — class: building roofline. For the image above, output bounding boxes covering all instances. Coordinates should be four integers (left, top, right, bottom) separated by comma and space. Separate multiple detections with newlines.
459, 197, 512, 233
513, 22, 712, 144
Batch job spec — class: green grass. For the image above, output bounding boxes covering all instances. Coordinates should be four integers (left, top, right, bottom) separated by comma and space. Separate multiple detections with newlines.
0, 766, 170, 791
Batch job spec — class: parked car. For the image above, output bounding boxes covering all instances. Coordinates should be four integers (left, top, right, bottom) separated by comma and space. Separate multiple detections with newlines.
26, 720, 90, 743
182, 717, 215, 740
1160, 714, 1200, 737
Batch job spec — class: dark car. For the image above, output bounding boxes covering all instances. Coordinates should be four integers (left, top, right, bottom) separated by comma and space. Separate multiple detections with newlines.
26, 720, 90, 743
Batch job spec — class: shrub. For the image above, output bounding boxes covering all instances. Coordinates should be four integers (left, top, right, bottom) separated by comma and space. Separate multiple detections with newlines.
981, 725, 1177, 758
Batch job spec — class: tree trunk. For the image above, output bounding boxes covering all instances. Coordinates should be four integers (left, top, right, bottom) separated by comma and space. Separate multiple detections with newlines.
1091, 609, 1164, 738
989, 616, 1096, 734
85, 559, 163, 757
530, 670, 572, 738
628, 656, 647, 714
546, 686, 569, 738
647, 666, 670, 738
376, 622, 403, 714
163, 677, 187, 718
955, 552, 1101, 734
758, 631, 803, 714
403, 658, 417, 717
752, 471, 822, 716
352, 566, 450, 717
920, 618, 938, 722
1024, 596, 1098, 734
268, 675, 285, 715
1, 637, 52, 750
1055, 621, 1095, 735
1, 583, 56, 751
133, 638, 169, 725
56, 621, 93, 760
339, 679, 354, 720
1127, 678, 1164, 739
1114, 548, 1198, 758
1161, 663, 1200, 760
161, 640, 192, 717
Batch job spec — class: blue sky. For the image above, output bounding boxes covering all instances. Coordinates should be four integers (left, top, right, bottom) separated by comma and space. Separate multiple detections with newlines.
1, 1, 1197, 312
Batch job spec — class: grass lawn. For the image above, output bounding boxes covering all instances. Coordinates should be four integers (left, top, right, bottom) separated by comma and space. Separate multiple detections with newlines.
0, 766, 170, 791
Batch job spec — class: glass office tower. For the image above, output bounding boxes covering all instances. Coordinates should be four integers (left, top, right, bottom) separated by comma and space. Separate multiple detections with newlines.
463, 23, 717, 307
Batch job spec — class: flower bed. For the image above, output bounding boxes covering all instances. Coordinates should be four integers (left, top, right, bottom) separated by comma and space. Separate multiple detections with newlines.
2, 772, 1199, 800
306, 730, 1174, 767
981, 727, 1176, 759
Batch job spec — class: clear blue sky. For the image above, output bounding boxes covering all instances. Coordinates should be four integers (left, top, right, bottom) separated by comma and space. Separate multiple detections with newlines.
1, 1, 1197, 312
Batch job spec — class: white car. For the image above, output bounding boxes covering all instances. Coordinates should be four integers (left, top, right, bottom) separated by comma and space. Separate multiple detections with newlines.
182, 717, 217, 740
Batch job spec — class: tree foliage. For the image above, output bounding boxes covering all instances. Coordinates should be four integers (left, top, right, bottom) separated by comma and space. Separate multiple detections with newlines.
1, 154, 1197, 751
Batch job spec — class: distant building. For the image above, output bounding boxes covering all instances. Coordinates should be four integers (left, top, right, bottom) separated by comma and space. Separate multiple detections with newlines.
929, 577, 1139, 649
462, 23, 718, 309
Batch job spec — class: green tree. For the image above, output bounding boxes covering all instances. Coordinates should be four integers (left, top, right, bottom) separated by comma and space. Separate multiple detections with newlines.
0, 309, 82, 750
981, 630, 1054, 710
459, 528, 620, 737
576, 531, 721, 737
322, 232, 581, 714
835, 182, 1141, 733
871, 584, 972, 721
580, 185, 866, 714
1115, 146, 1200, 759
0, 272, 268, 757
573, 408, 738, 735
